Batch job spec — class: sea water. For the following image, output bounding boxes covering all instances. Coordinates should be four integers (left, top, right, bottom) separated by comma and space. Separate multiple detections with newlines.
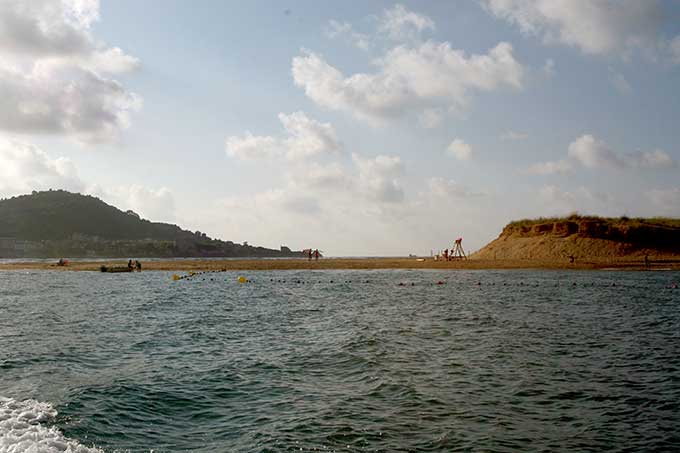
1, 269, 679, 452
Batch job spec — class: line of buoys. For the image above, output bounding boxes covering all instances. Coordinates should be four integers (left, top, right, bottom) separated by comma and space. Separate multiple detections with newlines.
172, 273, 680, 289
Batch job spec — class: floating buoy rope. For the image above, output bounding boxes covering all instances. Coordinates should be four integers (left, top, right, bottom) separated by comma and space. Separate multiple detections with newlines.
170, 272, 679, 289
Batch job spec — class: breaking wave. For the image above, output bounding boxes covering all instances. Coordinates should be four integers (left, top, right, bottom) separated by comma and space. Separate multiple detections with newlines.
0, 397, 102, 453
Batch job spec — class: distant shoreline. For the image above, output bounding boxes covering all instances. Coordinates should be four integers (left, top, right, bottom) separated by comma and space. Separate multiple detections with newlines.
1, 257, 678, 272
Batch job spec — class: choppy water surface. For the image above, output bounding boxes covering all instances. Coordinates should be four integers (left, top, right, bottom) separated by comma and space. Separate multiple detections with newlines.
1, 269, 679, 452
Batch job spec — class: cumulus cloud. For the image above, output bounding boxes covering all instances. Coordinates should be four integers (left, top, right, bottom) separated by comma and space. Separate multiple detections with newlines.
0, 135, 176, 222
446, 139, 473, 161
378, 4, 435, 41
567, 134, 625, 169
0, 136, 85, 197
290, 162, 348, 190
528, 134, 676, 175
279, 112, 342, 160
225, 112, 342, 161
84, 183, 177, 223
225, 133, 280, 161
324, 20, 371, 51
630, 149, 677, 169
418, 108, 444, 129
536, 184, 618, 216
119, 185, 176, 223
0, 0, 141, 142
480, 0, 666, 57
527, 159, 572, 175
539, 184, 578, 204
426, 177, 481, 199
292, 41, 523, 123
352, 153, 404, 203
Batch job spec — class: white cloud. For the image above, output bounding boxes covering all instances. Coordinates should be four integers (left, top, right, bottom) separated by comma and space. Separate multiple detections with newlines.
539, 184, 579, 204
537, 185, 613, 215
418, 108, 444, 129
85, 47, 140, 74
426, 177, 481, 199
352, 153, 404, 203
481, 0, 665, 57
225, 133, 280, 161
324, 20, 371, 51
0, 0, 141, 143
290, 162, 348, 190
378, 4, 435, 41
292, 41, 524, 123
0, 62, 141, 143
528, 134, 676, 175
0, 134, 176, 221
568, 134, 624, 169
117, 185, 176, 223
84, 182, 177, 223
279, 112, 342, 160
630, 149, 676, 169
527, 159, 571, 175
501, 130, 529, 140
446, 139, 472, 161
225, 112, 342, 161
0, 136, 85, 197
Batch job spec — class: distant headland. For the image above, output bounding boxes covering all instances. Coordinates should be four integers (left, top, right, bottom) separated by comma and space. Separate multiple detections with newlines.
0, 190, 304, 259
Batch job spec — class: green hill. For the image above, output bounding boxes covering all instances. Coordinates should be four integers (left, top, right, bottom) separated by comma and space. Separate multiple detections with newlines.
0, 190, 302, 258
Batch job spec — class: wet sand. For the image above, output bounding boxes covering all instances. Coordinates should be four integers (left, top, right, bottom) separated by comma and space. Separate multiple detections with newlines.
1, 257, 678, 272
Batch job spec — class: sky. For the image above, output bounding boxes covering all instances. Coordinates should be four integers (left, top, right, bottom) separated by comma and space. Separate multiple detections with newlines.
0, 0, 679, 256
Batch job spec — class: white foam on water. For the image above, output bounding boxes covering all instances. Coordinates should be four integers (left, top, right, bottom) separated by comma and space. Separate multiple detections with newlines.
0, 397, 102, 453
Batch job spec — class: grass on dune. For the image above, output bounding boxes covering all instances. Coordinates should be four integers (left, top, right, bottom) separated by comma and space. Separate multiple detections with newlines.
507, 213, 680, 229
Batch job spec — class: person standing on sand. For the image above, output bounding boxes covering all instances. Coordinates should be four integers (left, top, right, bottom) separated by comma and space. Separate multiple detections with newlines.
307, 249, 312, 261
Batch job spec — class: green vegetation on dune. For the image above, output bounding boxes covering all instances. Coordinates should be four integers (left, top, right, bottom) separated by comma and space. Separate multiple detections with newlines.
507, 214, 680, 229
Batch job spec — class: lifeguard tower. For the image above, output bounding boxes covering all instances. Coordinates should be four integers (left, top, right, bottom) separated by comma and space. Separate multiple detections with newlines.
451, 237, 466, 259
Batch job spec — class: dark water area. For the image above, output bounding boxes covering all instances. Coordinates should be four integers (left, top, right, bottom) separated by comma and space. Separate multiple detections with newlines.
1, 269, 679, 452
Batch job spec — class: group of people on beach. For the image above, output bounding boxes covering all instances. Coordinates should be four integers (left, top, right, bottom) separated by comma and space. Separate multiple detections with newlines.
306, 249, 320, 261
433, 237, 466, 261
127, 259, 142, 271
436, 249, 457, 261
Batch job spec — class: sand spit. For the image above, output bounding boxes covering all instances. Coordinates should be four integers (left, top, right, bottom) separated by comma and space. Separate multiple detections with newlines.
1, 257, 679, 272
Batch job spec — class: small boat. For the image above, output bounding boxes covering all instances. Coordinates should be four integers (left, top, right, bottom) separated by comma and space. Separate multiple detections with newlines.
100, 265, 133, 273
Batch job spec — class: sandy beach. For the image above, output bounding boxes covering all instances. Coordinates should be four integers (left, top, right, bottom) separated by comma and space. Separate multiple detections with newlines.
1, 257, 679, 272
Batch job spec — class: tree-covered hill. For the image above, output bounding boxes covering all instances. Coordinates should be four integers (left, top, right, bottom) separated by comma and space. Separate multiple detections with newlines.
0, 190, 187, 241
0, 190, 301, 258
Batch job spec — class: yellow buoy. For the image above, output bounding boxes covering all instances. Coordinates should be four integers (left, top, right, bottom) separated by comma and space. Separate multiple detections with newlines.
238, 276, 247, 283
172, 274, 180, 281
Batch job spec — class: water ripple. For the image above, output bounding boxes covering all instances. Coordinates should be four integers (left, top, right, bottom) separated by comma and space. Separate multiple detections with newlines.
0, 269, 679, 451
